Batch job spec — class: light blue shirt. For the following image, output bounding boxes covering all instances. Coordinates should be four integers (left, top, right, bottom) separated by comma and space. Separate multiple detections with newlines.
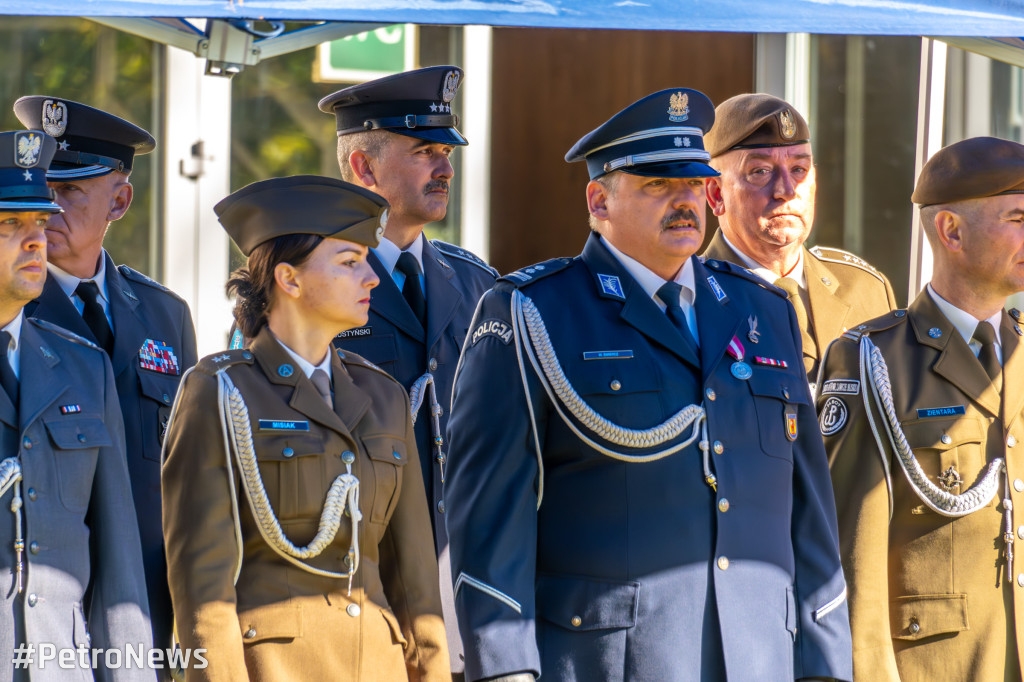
374, 233, 425, 294
48, 252, 113, 328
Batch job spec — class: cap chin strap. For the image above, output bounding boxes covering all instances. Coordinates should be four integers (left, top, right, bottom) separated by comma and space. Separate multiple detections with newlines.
359, 113, 459, 131
53, 149, 126, 173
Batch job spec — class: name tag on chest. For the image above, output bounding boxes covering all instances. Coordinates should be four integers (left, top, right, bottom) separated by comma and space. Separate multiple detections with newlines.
258, 420, 311, 432
916, 405, 966, 419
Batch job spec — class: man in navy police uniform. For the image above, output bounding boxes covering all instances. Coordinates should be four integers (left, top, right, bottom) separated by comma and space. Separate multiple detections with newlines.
318, 66, 497, 677
445, 88, 852, 682
14, 97, 198, 662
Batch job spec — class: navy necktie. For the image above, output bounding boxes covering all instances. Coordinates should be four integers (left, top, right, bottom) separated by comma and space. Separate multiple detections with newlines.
657, 281, 700, 359
0, 331, 18, 405
396, 252, 427, 327
75, 280, 114, 354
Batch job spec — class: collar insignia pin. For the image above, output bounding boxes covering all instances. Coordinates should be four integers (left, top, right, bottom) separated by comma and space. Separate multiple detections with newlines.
928, 327, 943, 338
278, 364, 294, 378
747, 315, 760, 344
597, 274, 625, 299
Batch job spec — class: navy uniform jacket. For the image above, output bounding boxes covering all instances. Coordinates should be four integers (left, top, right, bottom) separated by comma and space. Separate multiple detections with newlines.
445, 232, 852, 682
24, 251, 198, 654
0, 318, 152, 682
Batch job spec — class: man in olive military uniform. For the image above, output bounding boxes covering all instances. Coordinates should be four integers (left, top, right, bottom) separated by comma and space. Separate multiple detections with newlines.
819, 136, 1024, 681
446, 88, 851, 682
13, 97, 198, 660
0, 130, 153, 681
702, 93, 896, 385
317, 65, 496, 677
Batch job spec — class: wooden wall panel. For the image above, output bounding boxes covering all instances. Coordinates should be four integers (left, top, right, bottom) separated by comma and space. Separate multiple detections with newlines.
487, 28, 755, 273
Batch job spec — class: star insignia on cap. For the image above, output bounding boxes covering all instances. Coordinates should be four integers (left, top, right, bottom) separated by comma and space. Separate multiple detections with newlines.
22, 169, 32, 182
57, 140, 70, 151
430, 103, 438, 113
674, 137, 683, 147
683, 137, 691, 147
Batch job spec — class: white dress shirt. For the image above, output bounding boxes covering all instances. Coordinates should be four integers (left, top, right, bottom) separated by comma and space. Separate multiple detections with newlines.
721, 230, 807, 289
48, 253, 113, 327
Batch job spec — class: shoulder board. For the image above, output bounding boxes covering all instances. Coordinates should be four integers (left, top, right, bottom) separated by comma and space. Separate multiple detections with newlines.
431, 240, 499, 277
702, 258, 787, 299
841, 309, 908, 341
26, 317, 102, 351
195, 349, 255, 375
118, 265, 178, 295
499, 257, 574, 287
809, 246, 886, 284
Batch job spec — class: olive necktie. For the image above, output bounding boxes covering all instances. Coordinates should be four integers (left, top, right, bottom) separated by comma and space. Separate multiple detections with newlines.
0, 331, 18, 405
310, 369, 333, 408
774, 277, 816, 376
972, 321, 1002, 393
657, 281, 700, 360
396, 252, 427, 327
75, 280, 114, 354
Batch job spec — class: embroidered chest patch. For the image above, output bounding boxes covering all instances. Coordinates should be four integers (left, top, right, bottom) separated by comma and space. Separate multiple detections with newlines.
139, 339, 180, 375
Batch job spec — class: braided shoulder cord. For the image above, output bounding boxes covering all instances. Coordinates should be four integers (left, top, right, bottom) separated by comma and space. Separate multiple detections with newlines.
863, 337, 1004, 517
218, 372, 362, 588
0, 457, 24, 594
409, 372, 447, 482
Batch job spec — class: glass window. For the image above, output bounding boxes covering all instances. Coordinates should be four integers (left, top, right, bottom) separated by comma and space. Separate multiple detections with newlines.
0, 17, 159, 276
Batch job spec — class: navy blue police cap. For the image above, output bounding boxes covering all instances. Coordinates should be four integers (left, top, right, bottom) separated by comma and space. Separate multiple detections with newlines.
566, 88, 719, 180
13, 96, 156, 181
0, 130, 62, 213
318, 66, 468, 146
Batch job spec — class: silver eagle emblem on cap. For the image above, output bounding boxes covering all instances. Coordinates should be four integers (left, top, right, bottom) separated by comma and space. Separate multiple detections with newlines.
14, 132, 42, 168
441, 71, 460, 103
42, 99, 68, 138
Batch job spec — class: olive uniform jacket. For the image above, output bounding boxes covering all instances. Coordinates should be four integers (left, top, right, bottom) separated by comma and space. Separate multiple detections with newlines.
162, 328, 449, 682
818, 291, 1024, 681
25, 251, 198, 653
0, 318, 153, 682
702, 228, 897, 383
446, 233, 852, 682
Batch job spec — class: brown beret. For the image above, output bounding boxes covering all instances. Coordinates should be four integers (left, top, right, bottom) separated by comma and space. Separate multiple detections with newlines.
705, 93, 810, 158
912, 136, 1024, 206
215, 175, 389, 256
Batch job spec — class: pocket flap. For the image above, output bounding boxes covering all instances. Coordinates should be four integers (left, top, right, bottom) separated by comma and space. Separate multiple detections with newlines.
44, 417, 112, 450
536, 573, 639, 631
253, 433, 323, 461
239, 604, 302, 643
901, 417, 982, 450
381, 608, 409, 649
890, 594, 968, 640
362, 435, 408, 466
747, 370, 809, 405
137, 370, 177, 405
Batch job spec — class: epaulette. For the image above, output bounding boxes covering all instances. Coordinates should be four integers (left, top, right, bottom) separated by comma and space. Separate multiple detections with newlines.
809, 246, 886, 284
118, 264, 172, 292
336, 347, 403, 386
195, 349, 255, 375
431, 240, 499, 277
702, 258, 787, 299
499, 257, 574, 287
840, 309, 908, 341
27, 317, 102, 351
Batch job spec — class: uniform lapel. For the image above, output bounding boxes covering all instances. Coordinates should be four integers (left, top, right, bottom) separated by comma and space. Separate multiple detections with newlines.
581, 234, 700, 369
104, 254, 149, 377
804, 252, 852, 354
26, 275, 94, 341
909, 293, 1001, 417
1000, 311, 1024, 428
17, 322, 65, 431
251, 328, 352, 440
694, 259, 743, 382
701, 229, 739, 265
422, 240, 461, 353
332, 349, 372, 431
367, 250, 425, 342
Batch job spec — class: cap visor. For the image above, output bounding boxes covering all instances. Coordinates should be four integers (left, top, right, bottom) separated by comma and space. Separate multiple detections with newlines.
622, 161, 720, 179
391, 127, 468, 146
45, 161, 115, 181
0, 199, 63, 213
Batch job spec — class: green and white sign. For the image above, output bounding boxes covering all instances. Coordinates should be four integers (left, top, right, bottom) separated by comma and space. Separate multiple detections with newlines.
317, 24, 417, 83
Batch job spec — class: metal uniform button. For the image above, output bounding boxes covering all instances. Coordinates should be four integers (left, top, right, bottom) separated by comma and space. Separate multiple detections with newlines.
242, 351, 253, 360
428, 358, 438, 372
1016, 479, 1024, 493
940, 434, 952, 445
1009, 435, 1017, 448
282, 448, 294, 458
713, 441, 724, 455
27, 594, 37, 607
782, 387, 790, 400
77, 434, 87, 443
162, 393, 171, 404
22, 438, 31, 450
437, 500, 446, 514
346, 603, 361, 617
1018, 573, 1024, 588
571, 616, 582, 627
342, 451, 355, 465
909, 619, 920, 635
610, 380, 622, 391
705, 388, 716, 401
29, 541, 38, 554
392, 450, 402, 461
27, 488, 36, 502
244, 628, 256, 639
717, 556, 729, 571
1018, 525, 1024, 540
821, 277, 832, 286
718, 498, 730, 513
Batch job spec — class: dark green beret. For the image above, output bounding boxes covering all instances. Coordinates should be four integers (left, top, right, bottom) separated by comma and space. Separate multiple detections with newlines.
215, 176, 389, 256
912, 136, 1024, 207
705, 93, 810, 158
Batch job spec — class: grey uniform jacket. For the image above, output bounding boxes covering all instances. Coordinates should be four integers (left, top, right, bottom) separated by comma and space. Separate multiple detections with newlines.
0, 318, 153, 682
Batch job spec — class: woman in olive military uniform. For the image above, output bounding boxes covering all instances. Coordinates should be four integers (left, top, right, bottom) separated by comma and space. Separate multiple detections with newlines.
161, 176, 450, 681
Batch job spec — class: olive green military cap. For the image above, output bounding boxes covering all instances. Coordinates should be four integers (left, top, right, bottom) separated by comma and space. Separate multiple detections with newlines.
215, 175, 389, 256
705, 93, 810, 158
912, 136, 1024, 207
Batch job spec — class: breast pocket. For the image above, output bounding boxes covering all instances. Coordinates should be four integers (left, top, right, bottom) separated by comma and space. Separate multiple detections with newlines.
137, 370, 179, 459
747, 371, 807, 463
360, 435, 408, 525
253, 433, 334, 521
564, 356, 664, 428
899, 417, 985, 503
44, 416, 112, 513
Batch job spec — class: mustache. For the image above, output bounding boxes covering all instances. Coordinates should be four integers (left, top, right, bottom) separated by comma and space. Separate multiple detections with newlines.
424, 180, 449, 195
661, 208, 701, 230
